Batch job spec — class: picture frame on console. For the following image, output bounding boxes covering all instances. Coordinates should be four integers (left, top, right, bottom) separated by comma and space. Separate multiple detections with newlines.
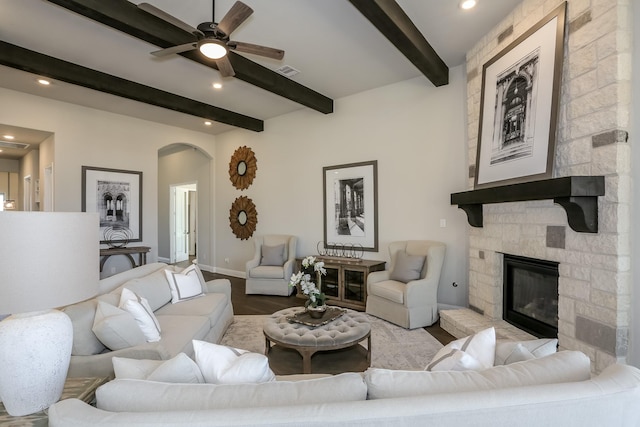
474, 2, 566, 189
323, 160, 378, 252
82, 166, 142, 244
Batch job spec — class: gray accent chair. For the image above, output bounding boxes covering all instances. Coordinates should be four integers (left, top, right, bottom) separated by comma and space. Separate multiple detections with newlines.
245, 234, 297, 296
366, 240, 446, 329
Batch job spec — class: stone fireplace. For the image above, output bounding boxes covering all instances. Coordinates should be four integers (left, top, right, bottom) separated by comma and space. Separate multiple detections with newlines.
441, 0, 632, 373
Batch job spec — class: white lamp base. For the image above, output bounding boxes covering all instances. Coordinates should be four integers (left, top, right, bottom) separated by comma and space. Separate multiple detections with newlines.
0, 309, 73, 416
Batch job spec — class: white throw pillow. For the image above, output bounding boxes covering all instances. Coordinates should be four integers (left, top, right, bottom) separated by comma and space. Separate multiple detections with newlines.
119, 288, 161, 342
426, 327, 496, 371
193, 340, 275, 384
113, 354, 204, 384
112, 357, 163, 380
495, 338, 558, 365
92, 301, 146, 350
164, 265, 205, 304
147, 353, 205, 383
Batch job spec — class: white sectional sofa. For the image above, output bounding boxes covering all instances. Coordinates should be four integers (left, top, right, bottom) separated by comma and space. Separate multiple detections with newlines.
62, 263, 234, 377
48, 350, 640, 426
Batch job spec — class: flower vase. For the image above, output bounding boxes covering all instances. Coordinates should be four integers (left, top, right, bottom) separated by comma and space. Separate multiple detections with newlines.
306, 304, 327, 319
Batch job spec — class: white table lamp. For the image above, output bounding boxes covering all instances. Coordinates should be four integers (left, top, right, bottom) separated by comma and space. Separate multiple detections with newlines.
0, 212, 99, 416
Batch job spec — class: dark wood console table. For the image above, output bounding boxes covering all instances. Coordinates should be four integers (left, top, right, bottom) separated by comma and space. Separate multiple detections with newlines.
296, 257, 386, 310
100, 246, 150, 272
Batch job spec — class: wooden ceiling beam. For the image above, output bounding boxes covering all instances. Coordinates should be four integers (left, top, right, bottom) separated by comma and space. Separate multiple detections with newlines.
45, 0, 334, 114
0, 41, 264, 132
348, 0, 449, 87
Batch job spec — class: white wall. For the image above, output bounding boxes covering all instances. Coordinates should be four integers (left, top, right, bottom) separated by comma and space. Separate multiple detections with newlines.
0, 87, 218, 276
215, 66, 470, 307
630, 0, 639, 368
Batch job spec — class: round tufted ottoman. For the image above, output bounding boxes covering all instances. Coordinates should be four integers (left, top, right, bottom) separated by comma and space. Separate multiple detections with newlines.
263, 307, 371, 374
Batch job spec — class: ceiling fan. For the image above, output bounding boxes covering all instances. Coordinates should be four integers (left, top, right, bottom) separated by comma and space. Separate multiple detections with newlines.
138, 1, 284, 77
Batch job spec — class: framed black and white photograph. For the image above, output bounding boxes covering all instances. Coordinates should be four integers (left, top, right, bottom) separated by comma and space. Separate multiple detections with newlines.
323, 160, 378, 252
82, 166, 142, 244
474, 2, 566, 189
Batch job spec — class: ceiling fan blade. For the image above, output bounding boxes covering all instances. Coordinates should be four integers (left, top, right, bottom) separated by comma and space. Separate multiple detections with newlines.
216, 55, 235, 77
229, 41, 284, 60
151, 42, 197, 57
217, 1, 254, 36
138, 3, 203, 36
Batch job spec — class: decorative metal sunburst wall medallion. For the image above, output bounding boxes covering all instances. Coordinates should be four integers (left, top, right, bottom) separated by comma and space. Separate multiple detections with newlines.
229, 146, 257, 190
229, 196, 258, 240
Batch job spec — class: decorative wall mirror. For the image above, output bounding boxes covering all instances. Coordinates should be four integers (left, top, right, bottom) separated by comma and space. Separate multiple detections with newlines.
229, 146, 257, 190
229, 196, 258, 240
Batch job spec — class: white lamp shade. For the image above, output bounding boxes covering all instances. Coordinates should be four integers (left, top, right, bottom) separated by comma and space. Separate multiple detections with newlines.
0, 212, 99, 313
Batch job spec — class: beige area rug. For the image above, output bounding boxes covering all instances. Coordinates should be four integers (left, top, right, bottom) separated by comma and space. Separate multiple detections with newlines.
220, 314, 443, 371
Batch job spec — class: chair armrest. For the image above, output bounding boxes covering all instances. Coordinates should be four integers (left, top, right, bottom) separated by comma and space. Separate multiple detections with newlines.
404, 276, 439, 308
367, 270, 390, 288
283, 258, 296, 282
205, 278, 232, 300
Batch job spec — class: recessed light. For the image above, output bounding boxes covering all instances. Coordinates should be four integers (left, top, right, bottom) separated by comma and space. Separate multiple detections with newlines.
460, 0, 477, 10
3, 135, 14, 140
212, 83, 222, 89
204, 121, 212, 126
37, 78, 51, 85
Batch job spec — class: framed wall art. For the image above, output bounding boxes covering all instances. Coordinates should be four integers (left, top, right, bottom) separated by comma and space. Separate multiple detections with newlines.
323, 160, 378, 252
82, 166, 142, 244
474, 2, 566, 189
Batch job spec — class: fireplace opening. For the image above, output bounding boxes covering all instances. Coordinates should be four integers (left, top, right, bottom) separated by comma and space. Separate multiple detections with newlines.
503, 254, 559, 338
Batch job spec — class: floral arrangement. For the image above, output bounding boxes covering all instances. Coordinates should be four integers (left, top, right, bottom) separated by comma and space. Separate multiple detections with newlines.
289, 256, 327, 308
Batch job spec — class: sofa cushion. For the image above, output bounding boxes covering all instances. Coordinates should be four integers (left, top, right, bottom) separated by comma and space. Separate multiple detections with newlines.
119, 288, 161, 342
113, 354, 204, 384
389, 251, 425, 283
96, 373, 367, 412
115, 269, 172, 311
426, 327, 495, 371
365, 350, 591, 399
164, 265, 205, 304
62, 299, 106, 356
155, 315, 210, 357
495, 338, 558, 365
155, 293, 228, 327
92, 301, 146, 350
260, 244, 285, 266
193, 340, 275, 384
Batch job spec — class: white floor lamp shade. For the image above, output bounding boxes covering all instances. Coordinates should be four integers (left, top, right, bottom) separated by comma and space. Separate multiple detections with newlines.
0, 212, 99, 416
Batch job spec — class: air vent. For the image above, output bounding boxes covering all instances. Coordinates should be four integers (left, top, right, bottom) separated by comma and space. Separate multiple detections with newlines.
0, 140, 30, 150
275, 65, 300, 78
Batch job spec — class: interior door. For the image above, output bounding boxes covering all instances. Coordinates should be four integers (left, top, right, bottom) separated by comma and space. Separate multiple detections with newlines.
173, 187, 189, 263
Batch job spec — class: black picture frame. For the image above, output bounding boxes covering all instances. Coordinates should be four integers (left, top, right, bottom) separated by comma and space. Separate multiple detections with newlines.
474, 2, 566, 189
82, 166, 143, 244
323, 160, 378, 252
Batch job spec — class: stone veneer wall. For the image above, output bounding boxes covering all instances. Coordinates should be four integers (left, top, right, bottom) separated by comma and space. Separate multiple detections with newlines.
465, 0, 632, 372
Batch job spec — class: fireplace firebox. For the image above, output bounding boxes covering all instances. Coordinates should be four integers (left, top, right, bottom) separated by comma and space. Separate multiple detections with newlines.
503, 254, 559, 338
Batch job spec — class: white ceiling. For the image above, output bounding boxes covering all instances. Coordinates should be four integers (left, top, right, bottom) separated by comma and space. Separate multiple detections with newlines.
0, 0, 521, 145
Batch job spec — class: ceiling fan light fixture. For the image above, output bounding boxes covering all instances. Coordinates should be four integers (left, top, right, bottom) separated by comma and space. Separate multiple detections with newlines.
198, 39, 228, 59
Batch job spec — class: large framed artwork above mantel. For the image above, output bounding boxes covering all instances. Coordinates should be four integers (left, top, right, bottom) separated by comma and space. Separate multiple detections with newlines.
474, 2, 566, 189
323, 160, 378, 252
82, 166, 142, 244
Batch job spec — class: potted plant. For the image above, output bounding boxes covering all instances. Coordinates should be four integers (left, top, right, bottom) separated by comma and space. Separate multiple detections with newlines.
289, 256, 328, 318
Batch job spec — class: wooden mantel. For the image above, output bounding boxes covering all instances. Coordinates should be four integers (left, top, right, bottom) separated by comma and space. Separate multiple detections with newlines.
450, 176, 605, 233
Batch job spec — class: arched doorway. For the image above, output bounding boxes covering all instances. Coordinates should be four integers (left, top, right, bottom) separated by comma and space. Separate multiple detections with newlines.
157, 143, 213, 267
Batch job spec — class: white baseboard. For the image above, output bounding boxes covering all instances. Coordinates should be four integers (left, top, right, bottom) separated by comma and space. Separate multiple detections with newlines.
157, 257, 171, 263
213, 267, 246, 278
